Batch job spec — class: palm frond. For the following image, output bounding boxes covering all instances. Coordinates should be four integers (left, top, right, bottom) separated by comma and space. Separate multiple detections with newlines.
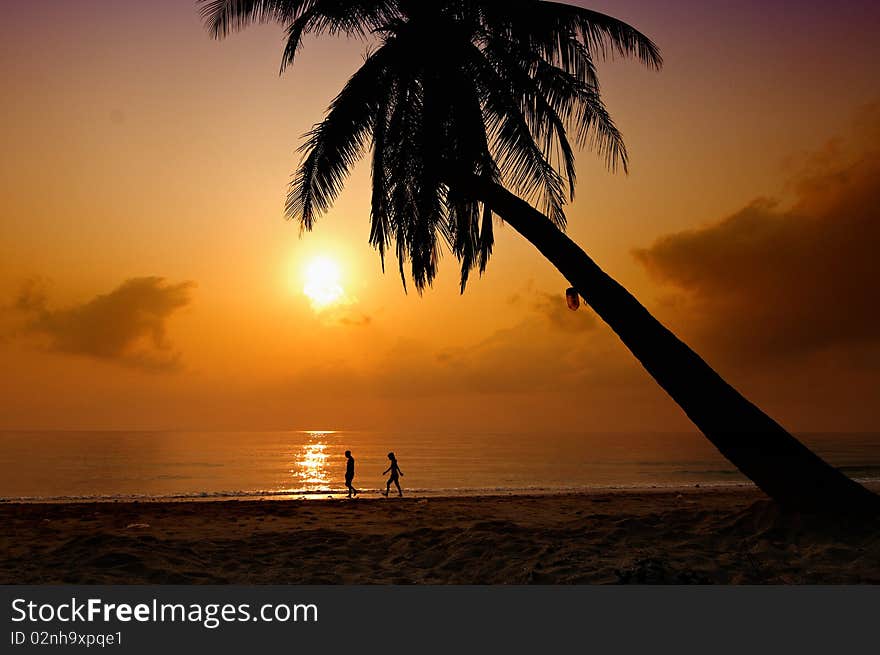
199, 0, 305, 38
474, 0, 662, 71
465, 43, 568, 226
480, 36, 578, 198
279, 0, 400, 72
548, 2, 663, 70
369, 84, 393, 271
286, 42, 393, 228
444, 71, 499, 289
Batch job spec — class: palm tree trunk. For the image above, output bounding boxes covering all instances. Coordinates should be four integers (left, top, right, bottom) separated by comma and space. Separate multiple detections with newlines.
459, 174, 878, 513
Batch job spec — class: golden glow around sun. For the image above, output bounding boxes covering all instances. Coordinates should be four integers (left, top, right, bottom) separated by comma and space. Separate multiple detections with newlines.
303, 256, 344, 310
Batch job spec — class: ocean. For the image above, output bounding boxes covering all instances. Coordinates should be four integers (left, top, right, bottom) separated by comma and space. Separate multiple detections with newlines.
1, 430, 878, 501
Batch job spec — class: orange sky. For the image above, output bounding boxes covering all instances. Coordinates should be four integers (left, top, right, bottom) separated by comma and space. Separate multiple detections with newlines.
1, 0, 879, 432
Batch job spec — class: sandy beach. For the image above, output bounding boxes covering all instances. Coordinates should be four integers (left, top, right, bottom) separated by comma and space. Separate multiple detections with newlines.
2, 487, 879, 584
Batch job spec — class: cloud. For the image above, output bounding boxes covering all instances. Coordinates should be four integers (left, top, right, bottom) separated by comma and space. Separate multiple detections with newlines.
338, 312, 372, 327
531, 291, 597, 333
285, 287, 627, 399
634, 104, 880, 360
12, 276, 195, 371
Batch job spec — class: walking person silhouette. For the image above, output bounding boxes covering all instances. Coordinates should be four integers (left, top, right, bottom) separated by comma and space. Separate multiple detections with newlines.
344, 450, 358, 498
382, 452, 403, 497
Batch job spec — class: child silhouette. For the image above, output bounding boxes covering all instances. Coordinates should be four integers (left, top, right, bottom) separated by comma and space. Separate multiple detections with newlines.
382, 452, 404, 497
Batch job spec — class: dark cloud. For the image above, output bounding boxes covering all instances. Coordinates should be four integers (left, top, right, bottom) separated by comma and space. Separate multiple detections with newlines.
634, 106, 880, 359
531, 291, 597, 333
12, 277, 194, 371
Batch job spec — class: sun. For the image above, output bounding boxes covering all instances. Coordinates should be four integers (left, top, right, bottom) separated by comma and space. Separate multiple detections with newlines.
302, 256, 344, 310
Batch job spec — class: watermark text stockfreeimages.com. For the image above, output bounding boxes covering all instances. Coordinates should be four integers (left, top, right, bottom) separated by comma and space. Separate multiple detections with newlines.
10, 597, 317, 630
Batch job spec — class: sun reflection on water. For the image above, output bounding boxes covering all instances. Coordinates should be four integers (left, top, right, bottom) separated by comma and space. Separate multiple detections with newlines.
290, 432, 333, 491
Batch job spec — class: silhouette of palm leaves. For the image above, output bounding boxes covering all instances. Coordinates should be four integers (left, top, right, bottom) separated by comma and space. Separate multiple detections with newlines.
201, 0, 661, 290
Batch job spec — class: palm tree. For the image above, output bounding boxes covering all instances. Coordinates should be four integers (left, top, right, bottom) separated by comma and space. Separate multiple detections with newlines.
200, 0, 878, 512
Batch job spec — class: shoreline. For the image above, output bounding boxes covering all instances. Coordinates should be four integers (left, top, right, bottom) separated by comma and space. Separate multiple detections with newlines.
3, 487, 879, 584
5, 478, 878, 504
0, 481, 758, 504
